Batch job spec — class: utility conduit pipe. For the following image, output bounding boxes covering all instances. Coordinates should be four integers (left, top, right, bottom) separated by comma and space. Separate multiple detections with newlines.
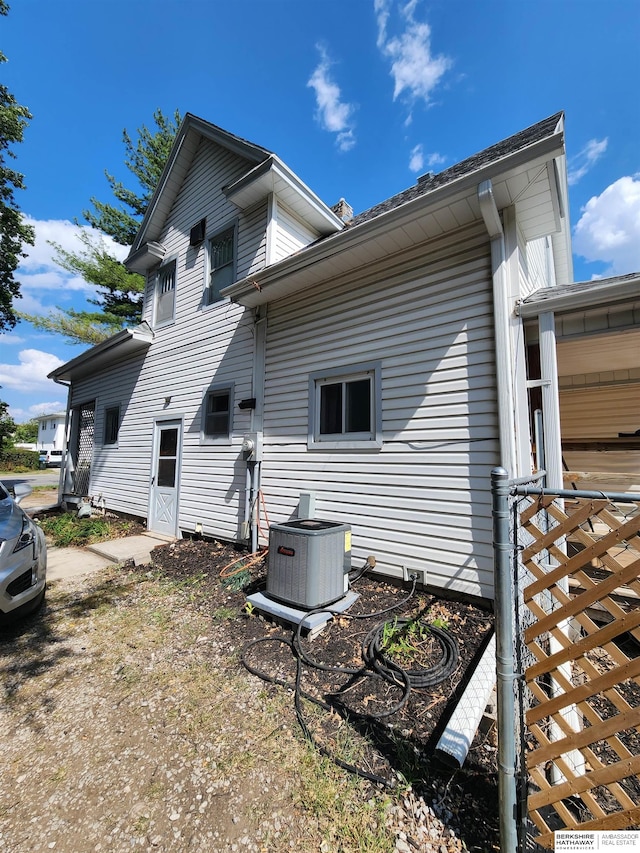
435, 632, 496, 768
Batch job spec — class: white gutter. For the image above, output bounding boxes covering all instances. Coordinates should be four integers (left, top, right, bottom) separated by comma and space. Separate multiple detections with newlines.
478, 179, 517, 476
224, 131, 566, 308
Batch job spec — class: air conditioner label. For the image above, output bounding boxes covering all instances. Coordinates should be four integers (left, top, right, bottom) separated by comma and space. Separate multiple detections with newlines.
345, 531, 351, 551
277, 545, 295, 557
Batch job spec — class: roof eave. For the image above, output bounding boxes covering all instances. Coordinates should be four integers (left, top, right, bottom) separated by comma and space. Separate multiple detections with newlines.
518, 274, 640, 318
224, 129, 566, 308
130, 114, 273, 254
124, 241, 166, 274
224, 156, 344, 236
48, 323, 154, 383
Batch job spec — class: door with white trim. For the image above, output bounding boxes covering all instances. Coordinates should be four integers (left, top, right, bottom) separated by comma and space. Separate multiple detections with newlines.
149, 419, 182, 536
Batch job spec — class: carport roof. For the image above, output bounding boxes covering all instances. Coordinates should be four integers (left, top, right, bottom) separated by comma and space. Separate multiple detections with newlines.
518, 272, 640, 317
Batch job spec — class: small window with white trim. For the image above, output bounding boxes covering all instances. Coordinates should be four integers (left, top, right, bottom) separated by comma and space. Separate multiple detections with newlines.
201, 384, 233, 443
309, 363, 382, 449
155, 259, 176, 326
206, 227, 235, 305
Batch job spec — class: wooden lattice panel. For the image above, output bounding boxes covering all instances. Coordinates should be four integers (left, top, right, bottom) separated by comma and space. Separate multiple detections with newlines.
518, 495, 640, 849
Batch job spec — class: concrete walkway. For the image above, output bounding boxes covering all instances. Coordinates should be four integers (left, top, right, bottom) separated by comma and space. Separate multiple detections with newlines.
47, 533, 172, 581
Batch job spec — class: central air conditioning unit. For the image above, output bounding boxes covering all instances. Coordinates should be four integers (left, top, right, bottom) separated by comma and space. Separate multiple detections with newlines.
267, 519, 351, 610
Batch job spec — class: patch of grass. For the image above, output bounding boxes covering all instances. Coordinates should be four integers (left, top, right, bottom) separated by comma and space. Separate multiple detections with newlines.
221, 567, 251, 591
380, 616, 431, 668
38, 511, 139, 547
212, 605, 236, 621
296, 750, 394, 852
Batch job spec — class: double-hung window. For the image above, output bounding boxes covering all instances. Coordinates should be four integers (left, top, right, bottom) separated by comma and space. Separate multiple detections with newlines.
104, 406, 120, 445
309, 362, 382, 449
201, 384, 233, 443
206, 227, 235, 305
155, 259, 176, 326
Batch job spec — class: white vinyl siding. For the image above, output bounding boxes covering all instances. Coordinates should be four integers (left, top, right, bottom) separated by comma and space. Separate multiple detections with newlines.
68, 136, 263, 541
274, 203, 319, 262
524, 235, 555, 296
260, 224, 499, 599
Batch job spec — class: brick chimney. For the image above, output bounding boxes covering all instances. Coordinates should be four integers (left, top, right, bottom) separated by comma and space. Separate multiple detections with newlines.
331, 198, 354, 223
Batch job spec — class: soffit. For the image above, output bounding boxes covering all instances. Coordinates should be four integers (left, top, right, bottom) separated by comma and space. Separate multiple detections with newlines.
224, 157, 344, 236
49, 326, 154, 383
227, 143, 567, 308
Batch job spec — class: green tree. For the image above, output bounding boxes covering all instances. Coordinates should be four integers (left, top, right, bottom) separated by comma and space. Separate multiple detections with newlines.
0, 1, 35, 331
13, 417, 38, 444
0, 399, 16, 450
22, 108, 182, 344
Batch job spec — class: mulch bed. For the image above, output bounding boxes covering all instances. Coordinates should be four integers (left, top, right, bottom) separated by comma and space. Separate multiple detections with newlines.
149, 537, 501, 849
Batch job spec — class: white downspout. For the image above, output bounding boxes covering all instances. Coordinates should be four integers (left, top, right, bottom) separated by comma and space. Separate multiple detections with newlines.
478, 180, 517, 477
52, 377, 72, 503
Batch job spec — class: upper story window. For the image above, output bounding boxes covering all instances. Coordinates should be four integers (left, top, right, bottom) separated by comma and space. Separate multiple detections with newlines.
206, 227, 235, 305
104, 406, 120, 446
155, 259, 176, 326
308, 362, 382, 450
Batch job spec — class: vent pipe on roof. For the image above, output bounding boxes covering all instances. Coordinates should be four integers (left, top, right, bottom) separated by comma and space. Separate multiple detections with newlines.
417, 171, 434, 185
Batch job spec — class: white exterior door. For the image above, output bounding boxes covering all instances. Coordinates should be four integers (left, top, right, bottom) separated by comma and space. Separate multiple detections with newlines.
149, 419, 182, 536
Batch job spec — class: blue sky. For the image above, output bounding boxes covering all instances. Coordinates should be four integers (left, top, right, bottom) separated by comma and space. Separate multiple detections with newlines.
1, 0, 638, 422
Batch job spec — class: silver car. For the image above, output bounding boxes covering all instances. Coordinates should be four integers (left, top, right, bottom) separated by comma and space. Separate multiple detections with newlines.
0, 482, 47, 622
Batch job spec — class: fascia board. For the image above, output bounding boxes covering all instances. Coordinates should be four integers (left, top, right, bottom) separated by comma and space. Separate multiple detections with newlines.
131, 114, 272, 254
224, 156, 344, 234
518, 276, 640, 318
224, 131, 566, 307
124, 241, 166, 274
48, 324, 154, 383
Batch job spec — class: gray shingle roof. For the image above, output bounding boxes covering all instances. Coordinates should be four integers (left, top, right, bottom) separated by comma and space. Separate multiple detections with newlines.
349, 112, 564, 227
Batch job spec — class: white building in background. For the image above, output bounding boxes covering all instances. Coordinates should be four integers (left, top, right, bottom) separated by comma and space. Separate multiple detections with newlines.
36, 413, 66, 451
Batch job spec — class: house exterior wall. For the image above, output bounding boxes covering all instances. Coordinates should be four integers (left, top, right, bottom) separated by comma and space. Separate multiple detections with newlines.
37, 415, 66, 451
524, 235, 555, 296
260, 223, 499, 599
71, 138, 267, 538
274, 202, 320, 262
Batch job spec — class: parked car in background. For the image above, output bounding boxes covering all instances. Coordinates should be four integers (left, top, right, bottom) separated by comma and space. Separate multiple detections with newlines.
0, 481, 47, 622
40, 450, 63, 468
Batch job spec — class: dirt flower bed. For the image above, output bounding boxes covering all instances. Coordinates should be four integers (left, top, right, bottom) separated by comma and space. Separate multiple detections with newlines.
0, 537, 500, 852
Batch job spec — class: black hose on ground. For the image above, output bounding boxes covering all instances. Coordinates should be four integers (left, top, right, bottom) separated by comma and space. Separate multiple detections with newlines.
240, 578, 460, 785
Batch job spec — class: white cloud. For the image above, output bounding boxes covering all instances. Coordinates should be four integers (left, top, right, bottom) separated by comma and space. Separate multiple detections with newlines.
375, 0, 452, 107
409, 144, 447, 174
427, 151, 446, 169
0, 348, 64, 393
10, 401, 66, 423
409, 143, 424, 172
573, 175, 640, 275
14, 217, 130, 316
567, 137, 608, 186
308, 46, 357, 152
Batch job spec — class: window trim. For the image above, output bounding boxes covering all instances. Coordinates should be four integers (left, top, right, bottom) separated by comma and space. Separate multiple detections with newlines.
103, 405, 121, 446
308, 362, 382, 450
154, 257, 177, 327
204, 224, 237, 307
200, 382, 234, 445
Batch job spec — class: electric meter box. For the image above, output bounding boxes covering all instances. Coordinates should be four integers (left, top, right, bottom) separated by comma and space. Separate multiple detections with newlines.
267, 519, 352, 609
